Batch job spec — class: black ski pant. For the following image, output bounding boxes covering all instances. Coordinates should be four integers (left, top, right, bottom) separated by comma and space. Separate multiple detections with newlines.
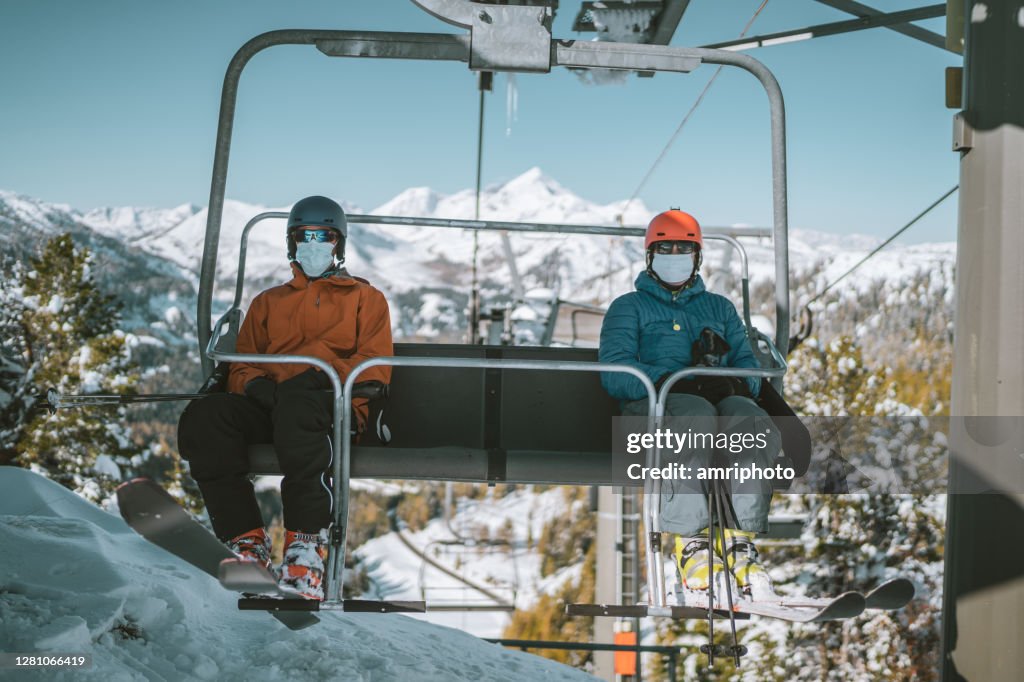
177, 390, 334, 542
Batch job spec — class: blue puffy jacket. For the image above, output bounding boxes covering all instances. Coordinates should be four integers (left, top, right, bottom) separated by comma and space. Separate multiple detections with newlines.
598, 272, 761, 402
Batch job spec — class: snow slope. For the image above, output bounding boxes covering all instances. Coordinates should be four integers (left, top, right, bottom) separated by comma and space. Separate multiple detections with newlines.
0, 467, 594, 682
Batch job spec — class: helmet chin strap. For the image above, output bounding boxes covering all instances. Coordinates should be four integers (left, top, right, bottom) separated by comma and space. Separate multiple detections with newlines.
646, 249, 702, 290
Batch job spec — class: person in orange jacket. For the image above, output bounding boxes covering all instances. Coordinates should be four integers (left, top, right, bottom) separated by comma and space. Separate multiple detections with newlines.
177, 195, 392, 600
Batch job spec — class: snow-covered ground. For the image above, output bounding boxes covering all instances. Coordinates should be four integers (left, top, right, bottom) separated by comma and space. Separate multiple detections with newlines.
0, 467, 595, 681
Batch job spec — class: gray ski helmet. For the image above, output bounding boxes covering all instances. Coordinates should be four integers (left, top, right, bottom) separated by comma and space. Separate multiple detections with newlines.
286, 195, 348, 260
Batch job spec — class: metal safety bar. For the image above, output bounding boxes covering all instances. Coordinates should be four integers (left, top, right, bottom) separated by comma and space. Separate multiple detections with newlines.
206, 305, 787, 611
205, 308, 664, 607
325, 356, 659, 606
349, 213, 772, 238
197, 28, 790, 378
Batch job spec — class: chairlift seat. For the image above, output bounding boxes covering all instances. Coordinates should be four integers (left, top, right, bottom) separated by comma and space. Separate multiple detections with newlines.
245, 343, 797, 490
246, 343, 621, 484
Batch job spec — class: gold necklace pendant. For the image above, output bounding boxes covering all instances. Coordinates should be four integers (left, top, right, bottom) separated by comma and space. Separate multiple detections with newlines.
673, 321, 681, 331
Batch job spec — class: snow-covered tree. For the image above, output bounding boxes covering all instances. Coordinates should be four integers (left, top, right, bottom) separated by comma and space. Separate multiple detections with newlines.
0, 256, 31, 462
3, 234, 145, 503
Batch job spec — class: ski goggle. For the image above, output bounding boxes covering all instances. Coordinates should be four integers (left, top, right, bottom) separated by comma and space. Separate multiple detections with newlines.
293, 228, 340, 244
652, 240, 698, 255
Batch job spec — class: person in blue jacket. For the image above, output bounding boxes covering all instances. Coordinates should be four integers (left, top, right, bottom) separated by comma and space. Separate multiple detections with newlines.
599, 209, 781, 599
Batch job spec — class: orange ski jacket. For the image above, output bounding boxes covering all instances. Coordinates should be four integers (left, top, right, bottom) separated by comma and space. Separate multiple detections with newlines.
227, 264, 393, 424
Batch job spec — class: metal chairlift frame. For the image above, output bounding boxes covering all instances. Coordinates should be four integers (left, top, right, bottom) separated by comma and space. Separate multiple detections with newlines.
196, 0, 792, 612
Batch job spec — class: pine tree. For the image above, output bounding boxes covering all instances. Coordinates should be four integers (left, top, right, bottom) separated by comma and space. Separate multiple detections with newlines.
5, 233, 146, 503
0, 256, 31, 463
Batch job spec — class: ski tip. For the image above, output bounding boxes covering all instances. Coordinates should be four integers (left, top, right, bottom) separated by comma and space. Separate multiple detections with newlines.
116, 477, 140, 490
819, 591, 866, 621
866, 578, 916, 610
116, 477, 156, 491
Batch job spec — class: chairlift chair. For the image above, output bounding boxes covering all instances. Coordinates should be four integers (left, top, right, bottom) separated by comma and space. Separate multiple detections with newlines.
196, 0, 794, 628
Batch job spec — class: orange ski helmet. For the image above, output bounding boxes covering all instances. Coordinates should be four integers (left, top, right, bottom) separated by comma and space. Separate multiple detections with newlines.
644, 209, 703, 250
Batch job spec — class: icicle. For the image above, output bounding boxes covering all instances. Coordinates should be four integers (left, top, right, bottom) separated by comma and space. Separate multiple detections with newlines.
505, 74, 518, 137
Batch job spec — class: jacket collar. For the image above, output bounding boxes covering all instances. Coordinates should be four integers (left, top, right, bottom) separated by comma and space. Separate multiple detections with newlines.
286, 262, 361, 289
634, 270, 706, 304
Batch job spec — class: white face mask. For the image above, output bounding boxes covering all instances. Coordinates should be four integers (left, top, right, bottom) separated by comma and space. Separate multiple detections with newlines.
651, 253, 693, 285
294, 241, 335, 277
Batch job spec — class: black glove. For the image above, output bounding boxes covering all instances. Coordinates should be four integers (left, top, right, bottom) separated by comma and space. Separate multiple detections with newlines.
656, 373, 697, 395
691, 328, 731, 367
277, 367, 331, 393
690, 375, 752, 404
729, 376, 753, 400
244, 377, 276, 412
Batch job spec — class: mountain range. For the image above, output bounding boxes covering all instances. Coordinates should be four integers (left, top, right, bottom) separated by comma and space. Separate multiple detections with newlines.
1, 167, 956, 353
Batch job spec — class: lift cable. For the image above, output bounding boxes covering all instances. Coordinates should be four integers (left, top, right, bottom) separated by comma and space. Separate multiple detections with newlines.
789, 185, 959, 350
469, 72, 490, 344
618, 0, 771, 223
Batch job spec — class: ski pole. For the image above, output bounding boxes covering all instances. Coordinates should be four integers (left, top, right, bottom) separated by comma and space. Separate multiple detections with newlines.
43, 381, 391, 412
42, 388, 208, 412
714, 479, 742, 667
706, 483, 716, 670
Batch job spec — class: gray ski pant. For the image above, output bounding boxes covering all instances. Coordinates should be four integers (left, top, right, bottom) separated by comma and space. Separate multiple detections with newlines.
621, 394, 781, 537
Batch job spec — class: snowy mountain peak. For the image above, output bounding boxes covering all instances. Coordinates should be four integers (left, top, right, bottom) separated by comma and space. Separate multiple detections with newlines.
372, 186, 442, 217
496, 166, 565, 196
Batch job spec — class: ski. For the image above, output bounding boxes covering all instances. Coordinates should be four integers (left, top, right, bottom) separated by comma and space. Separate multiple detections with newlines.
678, 588, 866, 622
864, 578, 915, 610
115, 477, 319, 630
575, 584, 865, 622
219, 558, 426, 614
565, 602, 749, 620
761, 578, 915, 612
218, 557, 292, 595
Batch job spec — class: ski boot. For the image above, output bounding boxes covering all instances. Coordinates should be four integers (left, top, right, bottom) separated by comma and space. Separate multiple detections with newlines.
226, 527, 273, 571
674, 532, 728, 593
280, 529, 329, 601
716, 529, 775, 600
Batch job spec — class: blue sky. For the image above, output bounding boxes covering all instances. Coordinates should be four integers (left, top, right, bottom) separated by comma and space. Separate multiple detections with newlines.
1, 1, 962, 240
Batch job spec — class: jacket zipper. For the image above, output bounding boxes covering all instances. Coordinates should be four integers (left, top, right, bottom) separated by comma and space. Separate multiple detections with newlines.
671, 290, 684, 332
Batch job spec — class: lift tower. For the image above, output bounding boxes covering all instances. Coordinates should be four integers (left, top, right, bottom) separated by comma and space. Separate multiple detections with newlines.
943, 0, 1024, 679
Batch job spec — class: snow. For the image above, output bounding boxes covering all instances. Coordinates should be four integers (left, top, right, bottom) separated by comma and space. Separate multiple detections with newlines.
92, 455, 122, 480
0, 467, 594, 681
